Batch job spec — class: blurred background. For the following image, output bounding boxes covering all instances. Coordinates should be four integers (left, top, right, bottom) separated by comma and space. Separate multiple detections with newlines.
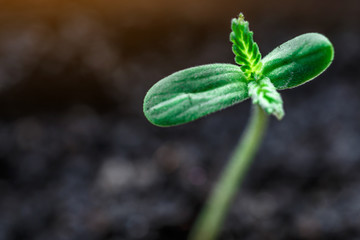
0, 0, 359, 239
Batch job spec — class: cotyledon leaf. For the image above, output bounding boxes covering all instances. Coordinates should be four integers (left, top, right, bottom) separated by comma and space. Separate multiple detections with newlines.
261, 33, 334, 90
143, 64, 248, 127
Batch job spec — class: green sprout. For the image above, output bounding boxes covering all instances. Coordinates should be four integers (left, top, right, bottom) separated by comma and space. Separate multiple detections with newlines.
143, 13, 334, 240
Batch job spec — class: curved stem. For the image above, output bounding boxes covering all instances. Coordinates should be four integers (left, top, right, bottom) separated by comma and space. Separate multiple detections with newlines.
189, 105, 269, 240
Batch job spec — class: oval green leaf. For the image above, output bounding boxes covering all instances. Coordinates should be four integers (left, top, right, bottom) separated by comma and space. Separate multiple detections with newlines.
261, 33, 334, 90
143, 64, 248, 127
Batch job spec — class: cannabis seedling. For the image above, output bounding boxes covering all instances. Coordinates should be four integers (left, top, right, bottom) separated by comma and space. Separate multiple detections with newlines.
143, 13, 334, 240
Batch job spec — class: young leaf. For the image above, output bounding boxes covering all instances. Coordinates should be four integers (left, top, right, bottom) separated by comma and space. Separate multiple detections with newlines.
143, 64, 249, 127
261, 33, 334, 90
230, 13, 262, 79
248, 77, 284, 119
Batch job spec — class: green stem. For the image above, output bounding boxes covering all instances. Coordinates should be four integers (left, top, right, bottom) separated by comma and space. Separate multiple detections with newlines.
189, 105, 269, 240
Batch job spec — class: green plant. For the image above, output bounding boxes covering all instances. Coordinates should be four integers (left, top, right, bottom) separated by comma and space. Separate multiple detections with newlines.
143, 13, 334, 240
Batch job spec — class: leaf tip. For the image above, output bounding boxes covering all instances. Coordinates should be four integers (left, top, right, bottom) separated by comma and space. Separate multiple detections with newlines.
238, 13, 245, 22
274, 108, 285, 120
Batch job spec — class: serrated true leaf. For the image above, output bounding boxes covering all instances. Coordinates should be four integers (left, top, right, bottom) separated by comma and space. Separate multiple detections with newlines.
248, 77, 284, 119
230, 13, 262, 78
261, 33, 334, 90
143, 64, 248, 127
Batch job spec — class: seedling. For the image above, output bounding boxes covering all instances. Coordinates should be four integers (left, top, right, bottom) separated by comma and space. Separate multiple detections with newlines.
143, 13, 334, 240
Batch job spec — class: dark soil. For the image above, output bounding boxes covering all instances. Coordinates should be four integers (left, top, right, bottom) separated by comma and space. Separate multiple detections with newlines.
0, 0, 359, 239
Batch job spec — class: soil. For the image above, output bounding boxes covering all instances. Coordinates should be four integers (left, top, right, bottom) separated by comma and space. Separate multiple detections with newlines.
0, 0, 359, 239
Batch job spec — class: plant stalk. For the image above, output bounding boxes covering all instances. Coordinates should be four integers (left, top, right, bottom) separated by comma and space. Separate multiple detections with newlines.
189, 104, 269, 240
